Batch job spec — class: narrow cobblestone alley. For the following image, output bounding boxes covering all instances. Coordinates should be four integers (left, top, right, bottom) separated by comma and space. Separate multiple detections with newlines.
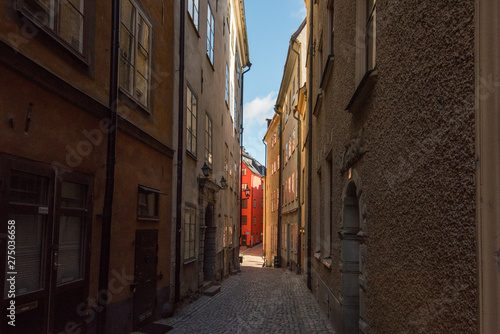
134, 245, 333, 334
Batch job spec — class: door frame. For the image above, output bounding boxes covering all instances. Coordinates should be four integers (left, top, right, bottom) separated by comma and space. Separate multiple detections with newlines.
0, 154, 93, 333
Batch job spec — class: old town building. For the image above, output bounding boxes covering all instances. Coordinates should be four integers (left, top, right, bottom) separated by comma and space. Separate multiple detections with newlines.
240, 149, 265, 247
302, 0, 480, 333
0, 0, 175, 333
263, 20, 307, 272
263, 115, 280, 267
173, 0, 250, 301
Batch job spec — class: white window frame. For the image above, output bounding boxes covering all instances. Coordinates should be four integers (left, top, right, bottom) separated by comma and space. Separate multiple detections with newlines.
184, 204, 197, 261
205, 113, 213, 167
187, 85, 198, 156
206, 3, 215, 64
119, 0, 152, 109
187, 0, 200, 31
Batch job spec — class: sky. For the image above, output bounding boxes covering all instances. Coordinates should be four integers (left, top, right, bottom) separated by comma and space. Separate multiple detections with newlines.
242, 0, 307, 166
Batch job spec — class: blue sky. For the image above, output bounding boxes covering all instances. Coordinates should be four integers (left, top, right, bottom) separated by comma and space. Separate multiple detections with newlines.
242, 0, 307, 166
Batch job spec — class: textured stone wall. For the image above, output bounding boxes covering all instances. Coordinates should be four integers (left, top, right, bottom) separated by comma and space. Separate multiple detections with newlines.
309, 0, 477, 332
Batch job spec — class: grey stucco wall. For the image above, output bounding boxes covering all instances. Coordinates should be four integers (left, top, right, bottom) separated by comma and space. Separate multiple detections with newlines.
310, 0, 477, 332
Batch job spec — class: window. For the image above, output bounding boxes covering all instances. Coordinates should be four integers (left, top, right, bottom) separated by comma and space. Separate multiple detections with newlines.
253, 217, 256, 226
234, 96, 238, 131
242, 198, 248, 209
365, 0, 377, 72
242, 168, 247, 176
229, 153, 234, 189
120, 0, 152, 108
20, 0, 86, 55
253, 199, 256, 208
206, 3, 215, 64
223, 216, 228, 247
356, 0, 377, 84
188, 0, 199, 30
225, 63, 230, 105
184, 205, 196, 260
328, 0, 335, 54
229, 217, 233, 246
242, 215, 247, 225
235, 49, 241, 86
205, 113, 213, 166
137, 185, 159, 219
242, 183, 248, 190
187, 86, 198, 156
224, 143, 229, 184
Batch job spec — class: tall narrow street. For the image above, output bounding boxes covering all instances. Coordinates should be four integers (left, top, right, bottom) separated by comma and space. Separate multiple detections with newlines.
145, 246, 334, 334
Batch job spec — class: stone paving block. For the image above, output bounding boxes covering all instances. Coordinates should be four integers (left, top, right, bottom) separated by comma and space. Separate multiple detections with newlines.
138, 246, 335, 334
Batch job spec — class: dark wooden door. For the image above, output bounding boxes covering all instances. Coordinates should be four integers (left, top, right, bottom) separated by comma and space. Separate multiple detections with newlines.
0, 156, 92, 334
133, 229, 158, 329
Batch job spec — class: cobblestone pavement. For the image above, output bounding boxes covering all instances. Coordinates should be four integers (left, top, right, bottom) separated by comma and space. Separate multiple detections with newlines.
143, 244, 335, 334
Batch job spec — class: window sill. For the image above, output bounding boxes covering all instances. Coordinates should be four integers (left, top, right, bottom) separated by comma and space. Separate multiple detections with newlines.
119, 89, 151, 116
313, 91, 323, 116
345, 69, 378, 113
188, 15, 200, 38
186, 151, 198, 161
319, 54, 335, 90
137, 217, 160, 222
206, 54, 215, 71
322, 257, 332, 269
314, 252, 321, 261
183, 258, 197, 265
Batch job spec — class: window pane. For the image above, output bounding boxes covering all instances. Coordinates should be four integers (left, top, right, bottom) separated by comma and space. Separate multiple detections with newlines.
119, 58, 134, 94
5, 214, 45, 297
137, 16, 150, 49
59, 0, 84, 53
61, 182, 86, 209
25, 0, 55, 29
135, 72, 148, 106
137, 188, 158, 218
121, 0, 136, 33
137, 45, 149, 78
57, 216, 83, 285
9, 171, 48, 205
120, 29, 135, 64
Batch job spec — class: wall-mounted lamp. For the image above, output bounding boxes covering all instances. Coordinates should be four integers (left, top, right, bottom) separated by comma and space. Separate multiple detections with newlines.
244, 188, 251, 198
220, 176, 228, 189
201, 162, 210, 177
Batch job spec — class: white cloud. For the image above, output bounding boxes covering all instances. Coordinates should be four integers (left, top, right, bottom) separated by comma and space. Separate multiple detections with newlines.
243, 92, 277, 127
290, 1, 307, 20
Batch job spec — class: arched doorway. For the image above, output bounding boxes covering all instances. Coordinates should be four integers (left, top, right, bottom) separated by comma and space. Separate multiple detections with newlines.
203, 204, 216, 282
340, 181, 361, 334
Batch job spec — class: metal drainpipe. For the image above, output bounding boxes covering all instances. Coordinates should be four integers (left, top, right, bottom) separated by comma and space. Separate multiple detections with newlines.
174, 0, 186, 304
239, 64, 252, 254
97, 0, 120, 332
274, 106, 283, 266
290, 40, 302, 275
307, 0, 314, 291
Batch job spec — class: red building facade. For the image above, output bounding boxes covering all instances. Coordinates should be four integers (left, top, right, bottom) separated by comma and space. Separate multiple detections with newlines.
241, 152, 265, 247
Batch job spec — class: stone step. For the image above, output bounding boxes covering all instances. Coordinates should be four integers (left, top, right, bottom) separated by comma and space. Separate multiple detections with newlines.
203, 285, 220, 297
